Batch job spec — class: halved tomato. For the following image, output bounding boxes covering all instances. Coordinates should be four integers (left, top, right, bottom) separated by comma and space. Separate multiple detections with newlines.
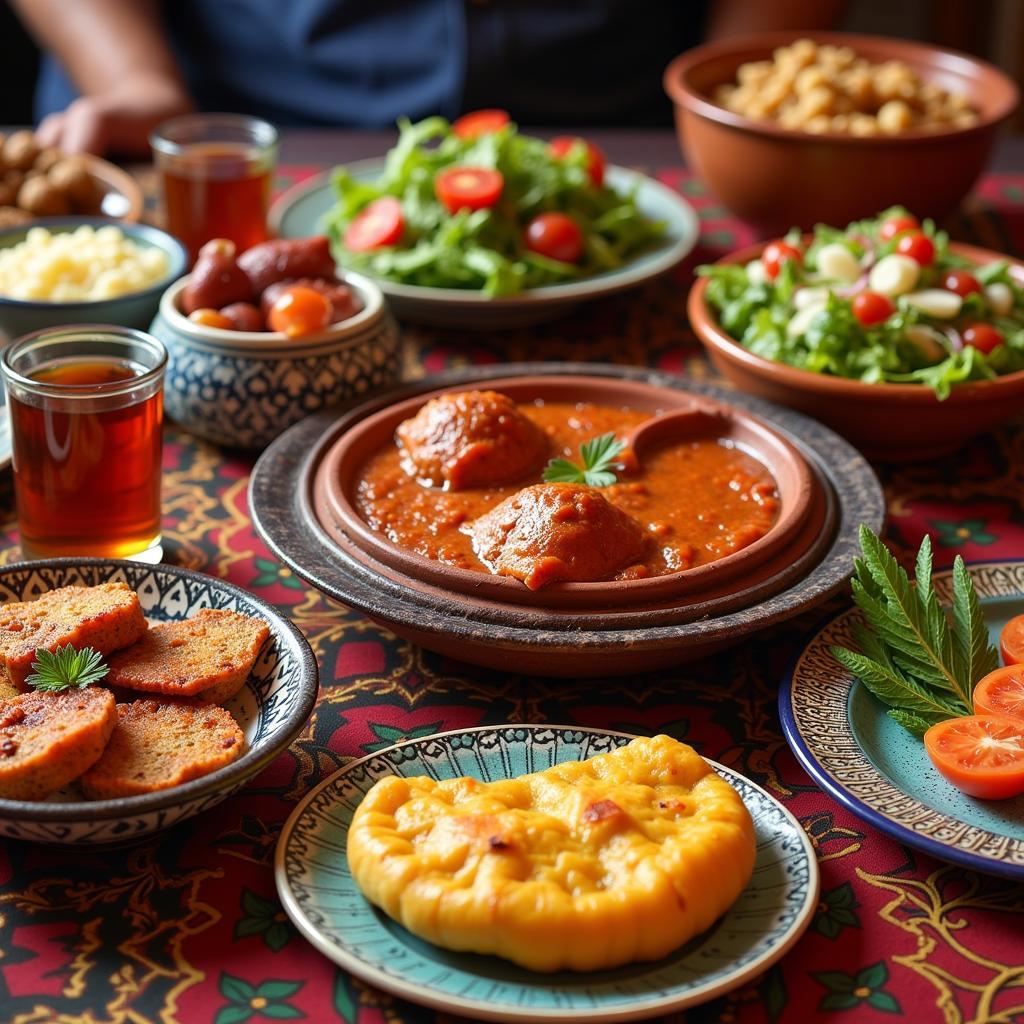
549, 136, 606, 187
924, 715, 1024, 800
1001, 614, 1024, 665
974, 665, 1024, 720
451, 109, 510, 139
343, 197, 404, 251
434, 167, 504, 214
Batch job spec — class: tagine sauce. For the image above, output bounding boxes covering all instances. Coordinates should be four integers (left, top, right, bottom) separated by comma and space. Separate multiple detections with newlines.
354, 400, 779, 581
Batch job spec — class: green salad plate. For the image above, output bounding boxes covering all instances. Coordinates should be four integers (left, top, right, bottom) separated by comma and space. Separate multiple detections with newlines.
275, 724, 818, 1023
782, 559, 1024, 880
270, 160, 699, 329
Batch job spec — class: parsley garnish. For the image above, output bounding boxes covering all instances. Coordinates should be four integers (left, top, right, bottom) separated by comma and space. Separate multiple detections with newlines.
542, 432, 626, 488
26, 644, 109, 692
830, 525, 998, 737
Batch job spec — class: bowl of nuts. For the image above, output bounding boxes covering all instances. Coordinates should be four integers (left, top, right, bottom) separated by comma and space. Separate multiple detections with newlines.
0, 129, 144, 227
664, 32, 1019, 234
0, 218, 187, 340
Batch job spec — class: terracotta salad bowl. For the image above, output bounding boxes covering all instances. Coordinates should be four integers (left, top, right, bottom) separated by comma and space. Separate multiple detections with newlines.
689, 240, 1024, 460
250, 364, 884, 677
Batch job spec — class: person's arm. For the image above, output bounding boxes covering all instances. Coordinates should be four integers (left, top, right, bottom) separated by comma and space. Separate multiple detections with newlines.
12, 0, 193, 155
706, 0, 848, 38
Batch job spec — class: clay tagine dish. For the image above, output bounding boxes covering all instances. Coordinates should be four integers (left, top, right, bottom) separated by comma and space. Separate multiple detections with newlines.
250, 364, 885, 676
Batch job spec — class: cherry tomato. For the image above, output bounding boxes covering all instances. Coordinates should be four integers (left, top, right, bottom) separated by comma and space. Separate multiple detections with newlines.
761, 241, 802, 281
852, 291, 895, 326
963, 323, 1004, 354
343, 197, 404, 252
268, 285, 332, 338
549, 136, 606, 187
878, 214, 919, 241
434, 167, 504, 214
895, 231, 936, 266
451, 109, 510, 139
524, 212, 584, 263
1000, 613, 1024, 665
187, 308, 234, 330
942, 269, 982, 298
973, 666, 1024, 720
924, 715, 1024, 800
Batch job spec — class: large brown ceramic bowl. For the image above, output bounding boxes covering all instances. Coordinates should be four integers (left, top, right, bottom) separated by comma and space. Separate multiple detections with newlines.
664, 32, 1019, 233
689, 240, 1024, 461
249, 364, 885, 677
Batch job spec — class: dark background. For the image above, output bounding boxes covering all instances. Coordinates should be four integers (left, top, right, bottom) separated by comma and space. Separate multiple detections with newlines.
0, 0, 1019, 129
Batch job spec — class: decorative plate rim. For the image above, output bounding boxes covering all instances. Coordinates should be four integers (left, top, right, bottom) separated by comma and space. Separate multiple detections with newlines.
274, 723, 820, 1023
0, 557, 319, 822
779, 559, 1024, 880
269, 161, 699, 306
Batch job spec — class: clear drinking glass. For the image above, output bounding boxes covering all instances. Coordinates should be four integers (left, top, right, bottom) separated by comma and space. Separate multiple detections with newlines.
1, 326, 167, 562
151, 113, 279, 262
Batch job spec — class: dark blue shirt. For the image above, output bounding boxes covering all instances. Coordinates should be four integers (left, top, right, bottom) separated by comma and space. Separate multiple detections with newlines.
37, 0, 708, 127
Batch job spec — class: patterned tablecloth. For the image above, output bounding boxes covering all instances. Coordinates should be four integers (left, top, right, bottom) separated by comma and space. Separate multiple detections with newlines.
1, 166, 1024, 1024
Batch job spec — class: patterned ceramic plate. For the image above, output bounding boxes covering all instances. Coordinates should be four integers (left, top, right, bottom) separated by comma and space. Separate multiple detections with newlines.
781, 561, 1024, 880
270, 162, 699, 328
275, 724, 819, 1023
0, 558, 318, 845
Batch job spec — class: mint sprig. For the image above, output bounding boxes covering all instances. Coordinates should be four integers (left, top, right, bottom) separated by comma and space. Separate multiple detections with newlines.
542, 432, 626, 488
831, 526, 999, 737
26, 644, 109, 692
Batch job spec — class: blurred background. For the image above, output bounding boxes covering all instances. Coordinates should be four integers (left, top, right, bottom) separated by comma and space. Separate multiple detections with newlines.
1, 0, 1020, 130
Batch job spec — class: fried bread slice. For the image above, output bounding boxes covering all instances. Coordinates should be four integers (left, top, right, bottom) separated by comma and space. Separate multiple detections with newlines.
80, 698, 245, 799
105, 610, 269, 702
0, 687, 116, 800
0, 583, 147, 691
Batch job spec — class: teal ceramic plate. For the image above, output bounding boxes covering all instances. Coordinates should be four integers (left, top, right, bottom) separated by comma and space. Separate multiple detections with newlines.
269, 161, 699, 328
275, 724, 818, 1023
781, 560, 1024, 880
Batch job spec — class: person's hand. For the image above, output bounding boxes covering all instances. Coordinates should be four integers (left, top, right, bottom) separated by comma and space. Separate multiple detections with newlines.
36, 73, 193, 157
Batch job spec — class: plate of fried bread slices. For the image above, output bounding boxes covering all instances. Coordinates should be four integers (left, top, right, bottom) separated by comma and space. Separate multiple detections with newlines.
275, 725, 818, 1022
0, 558, 318, 844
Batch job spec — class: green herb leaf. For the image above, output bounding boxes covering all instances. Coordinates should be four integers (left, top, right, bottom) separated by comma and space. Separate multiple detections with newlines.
542, 432, 626, 488
831, 526, 998, 738
951, 555, 999, 700
26, 644, 109, 692
886, 710, 933, 737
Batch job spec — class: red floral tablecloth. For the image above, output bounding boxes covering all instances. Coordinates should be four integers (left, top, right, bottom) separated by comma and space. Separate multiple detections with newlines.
1, 167, 1023, 1024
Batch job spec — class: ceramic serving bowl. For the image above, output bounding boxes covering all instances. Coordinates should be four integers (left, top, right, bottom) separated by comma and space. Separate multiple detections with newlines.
0, 558, 318, 845
250, 363, 886, 677
689, 240, 1024, 461
0, 218, 188, 340
664, 32, 1019, 233
313, 375, 829, 618
150, 272, 400, 450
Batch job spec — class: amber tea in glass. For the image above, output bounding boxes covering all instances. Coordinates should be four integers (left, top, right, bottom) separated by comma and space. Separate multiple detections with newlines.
151, 113, 278, 262
1, 327, 167, 561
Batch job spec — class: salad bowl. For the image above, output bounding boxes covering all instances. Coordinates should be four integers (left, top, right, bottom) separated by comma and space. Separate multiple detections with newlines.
270, 160, 699, 329
690, 239, 1024, 460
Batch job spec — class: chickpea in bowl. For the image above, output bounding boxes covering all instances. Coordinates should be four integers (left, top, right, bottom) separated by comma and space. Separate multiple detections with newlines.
663, 31, 1019, 231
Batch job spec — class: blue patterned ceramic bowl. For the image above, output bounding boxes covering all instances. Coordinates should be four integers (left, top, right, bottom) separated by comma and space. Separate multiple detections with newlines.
150, 273, 400, 450
0, 559, 318, 845
0, 218, 187, 340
